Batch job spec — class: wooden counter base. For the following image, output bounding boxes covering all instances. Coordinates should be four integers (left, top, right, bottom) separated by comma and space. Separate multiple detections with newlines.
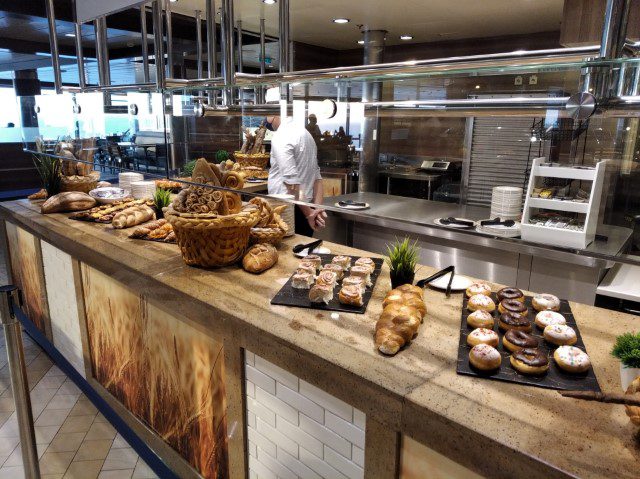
1, 199, 639, 479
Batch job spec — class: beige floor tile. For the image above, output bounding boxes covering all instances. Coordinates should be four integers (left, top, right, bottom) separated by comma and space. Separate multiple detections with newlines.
46, 432, 87, 453
28, 358, 54, 371
0, 414, 17, 438
98, 470, 134, 479
44, 366, 65, 377
84, 422, 116, 441
37, 376, 66, 390
30, 388, 57, 405
47, 395, 79, 411
42, 475, 64, 479
93, 414, 108, 424
69, 400, 97, 417
132, 459, 158, 479
0, 465, 25, 479
35, 408, 71, 428
73, 439, 112, 462
111, 434, 129, 449
35, 425, 61, 444
63, 459, 103, 479
102, 448, 138, 471
0, 437, 19, 456
58, 415, 95, 435
3, 442, 47, 467
0, 399, 14, 413
0, 454, 8, 467
39, 451, 75, 475
57, 380, 80, 396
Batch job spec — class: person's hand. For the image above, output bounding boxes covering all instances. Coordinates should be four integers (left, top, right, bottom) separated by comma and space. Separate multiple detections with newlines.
306, 209, 327, 231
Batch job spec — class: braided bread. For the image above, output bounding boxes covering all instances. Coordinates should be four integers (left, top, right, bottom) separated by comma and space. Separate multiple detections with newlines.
375, 288, 426, 356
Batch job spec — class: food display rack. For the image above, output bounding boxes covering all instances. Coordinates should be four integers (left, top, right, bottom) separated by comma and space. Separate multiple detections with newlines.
521, 157, 607, 249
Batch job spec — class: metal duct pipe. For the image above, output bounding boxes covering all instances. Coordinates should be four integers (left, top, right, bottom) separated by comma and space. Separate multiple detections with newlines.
140, 6, 150, 83
45, 0, 62, 93
195, 10, 203, 78
359, 30, 386, 193
94, 17, 110, 86
74, 22, 86, 90
220, 0, 235, 105
153, 0, 165, 90
165, 0, 174, 78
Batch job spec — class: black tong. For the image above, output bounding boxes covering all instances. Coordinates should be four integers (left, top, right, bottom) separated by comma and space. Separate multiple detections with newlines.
292, 238, 323, 254
440, 217, 475, 228
480, 217, 516, 227
338, 200, 367, 207
416, 265, 456, 297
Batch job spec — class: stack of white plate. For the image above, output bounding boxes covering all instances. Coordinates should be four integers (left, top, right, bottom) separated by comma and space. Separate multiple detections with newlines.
118, 172, 144, 193
267, 194, 295, 237
130, 180, 156, 199
490, 186, 523, 220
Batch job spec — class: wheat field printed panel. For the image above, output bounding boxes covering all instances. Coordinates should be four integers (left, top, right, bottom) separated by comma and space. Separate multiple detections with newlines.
5, 223, 49, 336
81, 264, 229, 478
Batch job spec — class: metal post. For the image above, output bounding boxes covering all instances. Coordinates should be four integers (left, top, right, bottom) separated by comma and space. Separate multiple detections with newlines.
278, 0, 290, 73
165, 0, 174, 78
153, 0, 165, 90
257, 18, 266, 104
140, 6, 150, 83
0, 286, 40, 479
44, 0, 62, 93
600, 0, 631, 59
74, 22, 86, 90
237, 20, 244, 73
94, 17, 110, 86
195, 10, 203, 79
220, 0, 235, 105
359, 30, 386, 192
206, 0, 218, 78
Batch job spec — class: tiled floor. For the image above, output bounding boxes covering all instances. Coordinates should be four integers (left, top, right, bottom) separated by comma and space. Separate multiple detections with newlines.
0, 255, 158, 478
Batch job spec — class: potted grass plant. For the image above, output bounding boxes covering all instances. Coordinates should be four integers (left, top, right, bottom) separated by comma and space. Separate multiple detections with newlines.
386, 237, 419, 289
611, 332, 640, 391
153, 188, 172, 219
32, 153, 61, 198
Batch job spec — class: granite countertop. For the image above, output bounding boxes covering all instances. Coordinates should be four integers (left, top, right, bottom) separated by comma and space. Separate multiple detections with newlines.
1, 199, 639, 479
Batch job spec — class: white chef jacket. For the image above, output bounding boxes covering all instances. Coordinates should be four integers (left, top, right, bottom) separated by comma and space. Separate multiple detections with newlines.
268, 118, 321, 202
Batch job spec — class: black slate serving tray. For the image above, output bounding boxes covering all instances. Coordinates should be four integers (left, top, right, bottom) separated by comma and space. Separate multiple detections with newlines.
456, 294, 601, 392
271, 254, 384, 314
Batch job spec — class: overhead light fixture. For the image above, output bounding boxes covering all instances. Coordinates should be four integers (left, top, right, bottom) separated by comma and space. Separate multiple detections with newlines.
399, 35, 413, 41
262, 0, 277, 4
475, 85, 481, 89
65, 33, 76, 37
357, 40, 364, 45
333, 18, 350, 24
169, 0, 178, 2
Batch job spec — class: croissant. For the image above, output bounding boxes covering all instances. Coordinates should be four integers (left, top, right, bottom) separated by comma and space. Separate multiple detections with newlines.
374, 303, 423, 356
112, 205, 155, 229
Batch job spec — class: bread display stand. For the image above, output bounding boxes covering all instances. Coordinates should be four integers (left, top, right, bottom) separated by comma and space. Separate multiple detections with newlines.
520, 157, 607, 249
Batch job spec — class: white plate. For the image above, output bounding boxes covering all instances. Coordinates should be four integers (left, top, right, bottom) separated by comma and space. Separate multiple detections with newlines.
89, 187, 129, 204
433, 217, 476, 229
428, 273, 473, 291
334, 202, 370, 210
294, 246, 331, 258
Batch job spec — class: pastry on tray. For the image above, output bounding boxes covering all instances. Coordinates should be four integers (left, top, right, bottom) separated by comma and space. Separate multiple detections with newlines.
292, 272, 314, 289
309, 284, 333, 304
338, 284, 364, 307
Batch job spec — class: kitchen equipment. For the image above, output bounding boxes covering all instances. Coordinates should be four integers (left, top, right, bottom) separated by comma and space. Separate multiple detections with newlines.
419, 160, 451, 172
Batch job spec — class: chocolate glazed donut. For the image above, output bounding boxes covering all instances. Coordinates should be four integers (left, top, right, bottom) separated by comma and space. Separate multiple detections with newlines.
497, 287, 524, 302
499, 312, 532, 332
504, 330, 538, 349
512, 348, 549, 368
499, 298, 528, 316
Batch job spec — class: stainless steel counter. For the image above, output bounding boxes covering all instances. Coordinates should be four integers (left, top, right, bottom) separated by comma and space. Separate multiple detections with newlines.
322, 192, 633, 268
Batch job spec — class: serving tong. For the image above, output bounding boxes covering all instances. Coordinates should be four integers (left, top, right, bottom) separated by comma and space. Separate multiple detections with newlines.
480, 218, 516, 227
338, 200, 368, 207
292, 238, 323, 254
416, 265, 456, 297
439, 217, 475, 228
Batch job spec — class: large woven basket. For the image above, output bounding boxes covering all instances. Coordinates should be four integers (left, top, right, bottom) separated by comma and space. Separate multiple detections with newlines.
250, 227, 286, 246
234, 152, 270, 169
165, 204, 260, 267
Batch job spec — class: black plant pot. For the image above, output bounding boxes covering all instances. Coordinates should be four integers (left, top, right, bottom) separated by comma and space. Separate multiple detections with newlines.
390, 272, 415, 289
155, 207, 165, 219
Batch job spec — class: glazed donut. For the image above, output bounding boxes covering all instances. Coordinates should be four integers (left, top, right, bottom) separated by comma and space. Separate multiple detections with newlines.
467, 328, 499, 347
467, 310, 494, 329
498, 312, 532, 332
497, 287, 524, 303
534, 310, 566, 329
467, 294, 496, 313
502, 330, 539, 353
510, 348, 549, 375
498, 299, 528, 317
553, 345, 591, 373
532, 293, 560, 312
543, 324, 577, 346
469, 344, 502, 371
466, 282, 492, 298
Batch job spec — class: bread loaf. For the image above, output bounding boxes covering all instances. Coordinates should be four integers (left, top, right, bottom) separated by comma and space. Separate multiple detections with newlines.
112, 205, 155, 229
242, 244, 278, 273
374, 287, 426, 355
626, 376, 640, 426
41, 192, 97, 214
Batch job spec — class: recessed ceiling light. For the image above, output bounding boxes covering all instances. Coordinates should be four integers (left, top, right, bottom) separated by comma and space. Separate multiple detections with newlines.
262, 0, 276, 4
399, 35, 413, 41
475, 85, 481, 89
333, 18, 350, 24
357, 40, 364, 45
65, 33, 76, 37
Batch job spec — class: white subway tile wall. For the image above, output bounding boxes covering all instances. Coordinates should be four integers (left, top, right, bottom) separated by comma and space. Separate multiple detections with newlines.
245, 351, 365, 479
41, 241, 86, 378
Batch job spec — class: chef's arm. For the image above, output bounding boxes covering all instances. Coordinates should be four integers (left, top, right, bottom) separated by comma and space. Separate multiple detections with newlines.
283, 182, 313, 217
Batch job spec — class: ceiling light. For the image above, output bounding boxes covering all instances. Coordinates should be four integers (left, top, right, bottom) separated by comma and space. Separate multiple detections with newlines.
262, 0, 276, 4
475, 85, 480, 89
65, 33, 76, 37
333, 18, 350, 24
169, 0, 178, 2
357, 40, 364, 45
399, 35, 413, 41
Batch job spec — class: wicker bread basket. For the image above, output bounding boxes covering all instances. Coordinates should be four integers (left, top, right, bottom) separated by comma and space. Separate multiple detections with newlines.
60, 174, 98, 193
234, 152, 270, 169
165, 204, 260, 267
250, 206, 289, 245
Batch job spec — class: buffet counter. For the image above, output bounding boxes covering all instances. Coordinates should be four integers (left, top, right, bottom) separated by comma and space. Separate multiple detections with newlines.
321, 192, 633, 304
1, 199, 638, 479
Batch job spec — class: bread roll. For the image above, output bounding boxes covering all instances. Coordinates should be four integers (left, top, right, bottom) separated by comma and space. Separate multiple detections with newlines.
41, 192, 97, 214
242, 244, 278, 273
112, 205, 155, 229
